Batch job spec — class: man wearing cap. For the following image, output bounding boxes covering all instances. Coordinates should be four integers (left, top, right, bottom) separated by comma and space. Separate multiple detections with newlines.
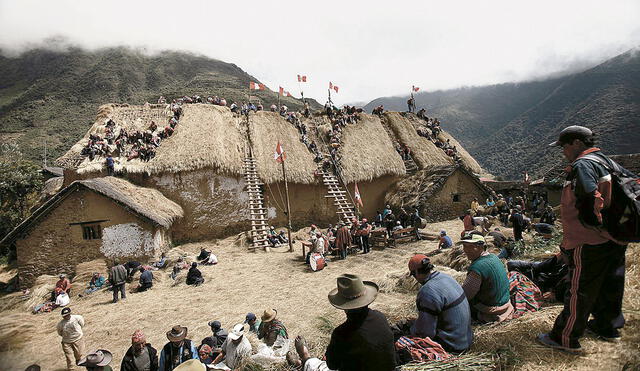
212, 324, 252, 369
78, 349, 113, 370
57, 307, 85, 370
438, 230, 453, 249
258, 308, 289, 346
459, 234, 513, 323
408, 255, 473, 352
109, 261, 128, 303
244, 313, 261, 334
537, 125, 628, 352
159, 325, 199, 371
121, 329, 159, 371
200, 321, 227, 359
325, 273, 396, 371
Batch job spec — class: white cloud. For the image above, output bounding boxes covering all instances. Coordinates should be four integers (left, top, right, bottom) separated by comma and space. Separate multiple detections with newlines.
1, 0, 638, 105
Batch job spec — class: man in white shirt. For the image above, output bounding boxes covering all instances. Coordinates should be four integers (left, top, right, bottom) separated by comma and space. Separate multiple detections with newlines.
212, 324, 251, 369
57, 307, 85, 370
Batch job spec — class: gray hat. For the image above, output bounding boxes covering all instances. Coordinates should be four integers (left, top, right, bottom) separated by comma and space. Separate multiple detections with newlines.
549, 125, 593, 146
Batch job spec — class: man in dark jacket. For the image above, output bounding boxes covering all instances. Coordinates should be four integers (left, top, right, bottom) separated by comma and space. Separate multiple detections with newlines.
109, 261, 127, 303
121, 329, 159, 371
538, 125, 628, 353
200, 321, 227, 360
138, 267, 153, 292
186, 262, 204, 286
325, 274, 396, 371
509, 206, 526, 242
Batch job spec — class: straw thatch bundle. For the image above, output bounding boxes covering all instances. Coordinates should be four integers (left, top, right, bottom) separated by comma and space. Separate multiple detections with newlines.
399, 353, 496, 370
78, 177, 183, 228
338, 114, 406, 184
382, 112, 453, 169
429, 247, 470, 272
24, 274, 57, 310
385, 167, 456, 210
0, 313, 37, 351
57, 104, 247, 176
73, 259, 108, 285
250, 111, 317, 184
41, 176, 64, 198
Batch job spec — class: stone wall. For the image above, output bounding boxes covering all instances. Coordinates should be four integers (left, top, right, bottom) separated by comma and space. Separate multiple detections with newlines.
16, 190, 168, 287
423, 169, 490, 221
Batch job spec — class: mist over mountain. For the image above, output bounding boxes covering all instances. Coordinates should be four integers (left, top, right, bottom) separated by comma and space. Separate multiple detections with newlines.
365, 48, 640, 179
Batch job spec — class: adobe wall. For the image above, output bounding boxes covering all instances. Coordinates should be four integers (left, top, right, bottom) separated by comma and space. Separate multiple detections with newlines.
346, 175, 399, 219
263, 182, 336, 230
16, 190, 168, 287
423, 170, 489, 221
141, 169, 250, 242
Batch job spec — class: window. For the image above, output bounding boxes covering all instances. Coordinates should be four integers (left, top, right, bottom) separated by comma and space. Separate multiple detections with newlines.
82, 224, 102, 240
452, 194, 461, 202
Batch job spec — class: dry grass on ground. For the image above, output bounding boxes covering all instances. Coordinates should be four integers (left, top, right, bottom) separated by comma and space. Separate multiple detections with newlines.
0, 218, 638, 370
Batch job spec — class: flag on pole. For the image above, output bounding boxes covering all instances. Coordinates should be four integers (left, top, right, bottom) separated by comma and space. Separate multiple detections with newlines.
279, 87, 291, 96
333, 85, 339, 93
412, 85, 420, 92
297, 75, 307, 82
249, 82, 266, 90
274, 141, 286, 163
329, 81, 333, 89
354, 183, 363, 207
330, 82, 339, 93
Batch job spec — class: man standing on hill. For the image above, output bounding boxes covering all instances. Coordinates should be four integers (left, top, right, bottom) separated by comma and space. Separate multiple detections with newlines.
57, 307, 85, 371
109, 261, 127, 303
537, 126, 628, 353
509, 206, 526, 242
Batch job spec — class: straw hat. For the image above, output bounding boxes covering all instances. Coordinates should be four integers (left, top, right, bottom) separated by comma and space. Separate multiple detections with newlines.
166, 325, 188, 342
261, 308, 277, 323
173, 359, 206, 371
328, 274, 378, 310
77, 349, 112, 367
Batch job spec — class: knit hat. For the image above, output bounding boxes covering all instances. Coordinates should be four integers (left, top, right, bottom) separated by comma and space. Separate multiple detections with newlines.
131, 330, 146, 344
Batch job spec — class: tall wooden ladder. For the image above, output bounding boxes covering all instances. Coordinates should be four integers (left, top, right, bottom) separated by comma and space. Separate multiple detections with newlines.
243, 154, 271, 251
320, 170, 357, 224
403, 157, 419, 175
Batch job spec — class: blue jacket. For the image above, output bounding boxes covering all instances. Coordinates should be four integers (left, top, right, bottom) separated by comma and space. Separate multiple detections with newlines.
411, 271, 473, 352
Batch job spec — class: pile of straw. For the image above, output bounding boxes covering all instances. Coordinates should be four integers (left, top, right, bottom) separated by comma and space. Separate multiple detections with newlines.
73, 259, 108, 285
399, 353, 495, 370
24, 274, 57, 311
429, 247, 469, 272
0, 313, 37, 351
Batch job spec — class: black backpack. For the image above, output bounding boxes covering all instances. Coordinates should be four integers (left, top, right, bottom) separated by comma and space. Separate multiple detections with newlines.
580, 154, 640, 243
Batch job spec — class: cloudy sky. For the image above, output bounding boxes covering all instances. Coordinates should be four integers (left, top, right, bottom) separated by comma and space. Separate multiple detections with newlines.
1, 0, 639, 105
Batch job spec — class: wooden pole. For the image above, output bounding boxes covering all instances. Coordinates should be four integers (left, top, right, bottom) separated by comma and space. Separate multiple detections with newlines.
281, 157, 294, 252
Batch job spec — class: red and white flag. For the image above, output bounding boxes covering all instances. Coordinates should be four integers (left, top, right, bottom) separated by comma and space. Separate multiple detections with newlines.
412, 85, 420, 92
354, 183, 363, 207
249, 82, 266, 90
279, 87, 291, 97
329, 82, 339, 93
297, 75, 307, 83
274, 141, 286, 163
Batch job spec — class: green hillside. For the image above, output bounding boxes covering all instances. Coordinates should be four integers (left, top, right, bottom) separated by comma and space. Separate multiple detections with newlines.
0, 47, 316, 164
364, 49, 640, 179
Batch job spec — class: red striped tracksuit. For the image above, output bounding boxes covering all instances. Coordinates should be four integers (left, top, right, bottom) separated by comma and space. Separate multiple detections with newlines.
549, 148, 627, 349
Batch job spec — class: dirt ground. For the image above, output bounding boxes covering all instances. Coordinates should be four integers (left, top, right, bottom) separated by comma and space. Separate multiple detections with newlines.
0, 218, 638, 371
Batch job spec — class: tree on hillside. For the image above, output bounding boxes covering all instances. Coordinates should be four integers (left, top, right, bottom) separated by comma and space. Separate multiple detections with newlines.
0, 144, 43, 250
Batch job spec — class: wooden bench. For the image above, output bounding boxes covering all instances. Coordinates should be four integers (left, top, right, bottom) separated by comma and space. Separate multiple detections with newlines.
391, 227, 418, 246
370, 229, 390, 248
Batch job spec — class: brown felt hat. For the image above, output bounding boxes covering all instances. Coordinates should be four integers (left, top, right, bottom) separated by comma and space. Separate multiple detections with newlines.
328, 274, 378, 310
261, 308, 277, 322
166, 325, 188, 342
77, 349, 112, 367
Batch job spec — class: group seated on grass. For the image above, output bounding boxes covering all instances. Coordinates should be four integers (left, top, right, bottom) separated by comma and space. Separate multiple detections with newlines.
50, 232, 566, 371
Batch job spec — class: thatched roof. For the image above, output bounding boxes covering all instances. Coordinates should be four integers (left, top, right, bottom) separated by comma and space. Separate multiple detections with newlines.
42, 167, 63, 177
56, 104, 246, 176
436, 131, 484, 174
1, 177, 183, 246
249, 111, 318, 184
381, 112, 454, 170
312, 114, 406, 184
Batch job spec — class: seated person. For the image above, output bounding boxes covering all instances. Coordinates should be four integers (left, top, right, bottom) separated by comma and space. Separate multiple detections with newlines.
258, 308, 288, 346
508, 254, 569, 302
286, 335, 330, 371
277, 230, 288, 244
407, 255, 473, 353
198, 344, 215, 365
438, 230, 453, 249
170, 257, 189, 280
83, 272, 106, 295
152, 253, 167, 269
530, 223, 555, 238
186, 262, 205, 286
137, 266, 153, 292
124, 261, 142, 280
51, 274, 71, 301
458, 234, 514, 323
197, 248, 211, 262
212, 324, 252, 369
201, 320, 228, 360
392, 221, 404, 232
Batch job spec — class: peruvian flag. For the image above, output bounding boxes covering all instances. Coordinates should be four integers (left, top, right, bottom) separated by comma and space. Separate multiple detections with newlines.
329, 82, 339, 93
412, 85, 420, 92
274, 141, 286, 163
279, 87, 292, 97
297, 75, 307, 83
249, 82, 266, 90
354, 183, 363, 207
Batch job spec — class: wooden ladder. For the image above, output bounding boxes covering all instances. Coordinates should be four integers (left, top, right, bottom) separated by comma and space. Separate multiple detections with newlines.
319, 170, 357, 224
243, 155, 271, 251
403, 157, 419, 175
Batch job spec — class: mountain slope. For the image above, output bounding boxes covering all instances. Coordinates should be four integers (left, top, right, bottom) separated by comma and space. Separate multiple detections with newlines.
0, 47, 315, 163
365, 48, 640, 179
